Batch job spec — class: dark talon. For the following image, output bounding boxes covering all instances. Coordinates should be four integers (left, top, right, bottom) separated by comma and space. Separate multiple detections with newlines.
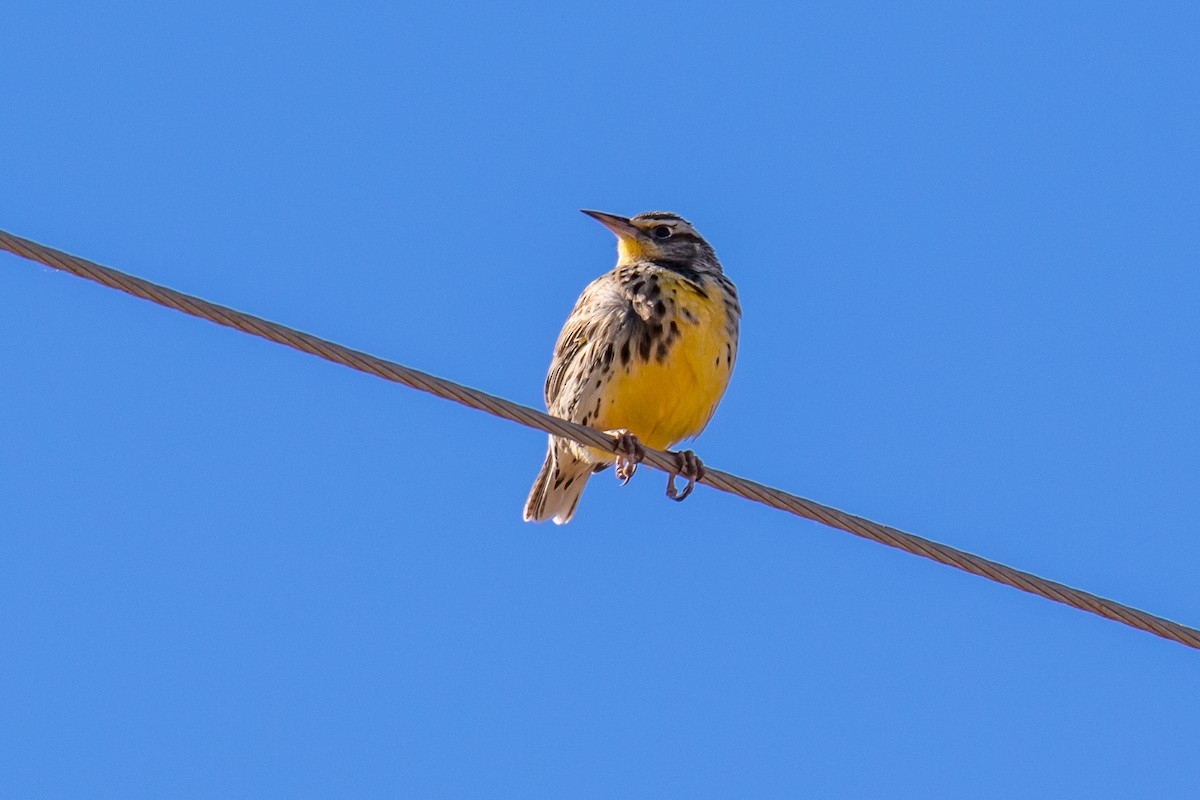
605, 429, 644, 486
666, 449, 705, 502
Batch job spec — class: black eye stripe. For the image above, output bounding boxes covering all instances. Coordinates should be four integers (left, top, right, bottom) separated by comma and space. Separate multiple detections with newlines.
656, 230, 700, 243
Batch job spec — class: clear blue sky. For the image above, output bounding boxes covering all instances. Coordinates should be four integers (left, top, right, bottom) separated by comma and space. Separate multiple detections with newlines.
3, 2, 1198, 797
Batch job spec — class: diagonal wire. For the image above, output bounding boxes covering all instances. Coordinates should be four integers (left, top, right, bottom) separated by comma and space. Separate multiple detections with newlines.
2, 227, 1197, 651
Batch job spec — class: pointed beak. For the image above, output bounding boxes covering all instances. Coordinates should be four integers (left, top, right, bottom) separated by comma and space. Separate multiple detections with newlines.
580, 209, 642, 240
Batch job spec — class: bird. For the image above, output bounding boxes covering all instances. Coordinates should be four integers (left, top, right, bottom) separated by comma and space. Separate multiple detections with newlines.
523, 209, 741, 524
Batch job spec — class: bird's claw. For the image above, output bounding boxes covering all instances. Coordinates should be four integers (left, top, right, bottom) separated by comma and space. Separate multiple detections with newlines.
666, 449, 704, 502
605, 429, 645, 486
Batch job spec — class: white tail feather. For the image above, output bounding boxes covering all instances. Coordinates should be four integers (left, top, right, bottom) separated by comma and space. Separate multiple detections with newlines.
523, 442, 594, 524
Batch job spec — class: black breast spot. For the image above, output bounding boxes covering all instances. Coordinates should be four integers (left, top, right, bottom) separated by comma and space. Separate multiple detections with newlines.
637, 336, 652, 361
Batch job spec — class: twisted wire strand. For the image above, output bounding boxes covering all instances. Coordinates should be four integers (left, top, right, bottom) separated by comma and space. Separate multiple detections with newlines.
3, 228, 1196, 651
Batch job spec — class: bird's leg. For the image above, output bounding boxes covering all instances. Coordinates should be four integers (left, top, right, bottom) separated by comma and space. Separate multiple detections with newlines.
666, 449, 705, 502
605, 429, 644, 486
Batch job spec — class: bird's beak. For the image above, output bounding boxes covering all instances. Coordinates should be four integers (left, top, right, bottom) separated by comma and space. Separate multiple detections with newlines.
581, 209, 642, 240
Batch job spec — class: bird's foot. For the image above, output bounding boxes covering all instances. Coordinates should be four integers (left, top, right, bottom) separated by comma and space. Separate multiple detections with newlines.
666, 449, 705, 502
605, 429, 644, 486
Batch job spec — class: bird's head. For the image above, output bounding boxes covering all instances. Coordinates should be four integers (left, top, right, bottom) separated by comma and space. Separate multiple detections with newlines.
581, 209, 719, 271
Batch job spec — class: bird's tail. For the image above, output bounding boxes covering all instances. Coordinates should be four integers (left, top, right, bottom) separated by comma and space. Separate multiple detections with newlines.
523, 440, 595, 524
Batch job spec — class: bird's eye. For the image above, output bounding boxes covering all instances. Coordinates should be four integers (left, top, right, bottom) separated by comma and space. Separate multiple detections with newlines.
651, 225, 673, 240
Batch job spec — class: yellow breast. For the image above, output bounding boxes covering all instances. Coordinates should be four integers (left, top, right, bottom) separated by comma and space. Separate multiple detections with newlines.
595, 279, 735, 453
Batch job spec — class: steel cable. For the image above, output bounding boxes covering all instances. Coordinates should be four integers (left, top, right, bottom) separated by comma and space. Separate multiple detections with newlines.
3, 228, 1196, 650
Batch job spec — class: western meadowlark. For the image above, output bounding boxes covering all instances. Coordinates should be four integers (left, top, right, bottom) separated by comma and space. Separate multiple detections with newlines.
523, 210, 741, 524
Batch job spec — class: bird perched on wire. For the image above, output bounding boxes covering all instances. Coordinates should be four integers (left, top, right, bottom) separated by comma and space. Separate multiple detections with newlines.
523, 210, 741, 524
